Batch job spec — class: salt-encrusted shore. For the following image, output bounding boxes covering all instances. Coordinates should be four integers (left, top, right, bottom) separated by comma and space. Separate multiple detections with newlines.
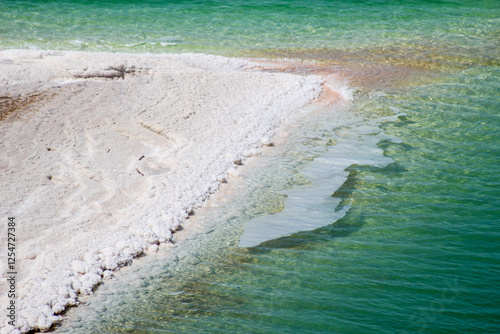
0, 50, 323, 333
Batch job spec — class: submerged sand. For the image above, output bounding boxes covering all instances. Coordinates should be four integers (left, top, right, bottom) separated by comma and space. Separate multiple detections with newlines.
0, 50, 323, 333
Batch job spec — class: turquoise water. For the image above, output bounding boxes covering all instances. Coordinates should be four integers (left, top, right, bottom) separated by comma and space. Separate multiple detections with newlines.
1, 0, 498, 59
2, 0, 499, 333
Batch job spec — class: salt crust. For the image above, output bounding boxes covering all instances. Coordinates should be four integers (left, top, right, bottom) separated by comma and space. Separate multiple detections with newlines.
0, 50, 322, 333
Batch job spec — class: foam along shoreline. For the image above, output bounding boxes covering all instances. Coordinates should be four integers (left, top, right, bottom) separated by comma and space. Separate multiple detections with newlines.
0, 50, 323, 333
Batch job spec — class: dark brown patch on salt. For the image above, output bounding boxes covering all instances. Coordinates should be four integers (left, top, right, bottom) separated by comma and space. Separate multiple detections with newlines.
0, 92, 46, 121
254, 58, 430, 90
248, 44, 492, 90
0, 86, 69, 122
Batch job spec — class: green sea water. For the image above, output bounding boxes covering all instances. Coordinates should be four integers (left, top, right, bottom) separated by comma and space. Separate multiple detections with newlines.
2, 0, 499, 333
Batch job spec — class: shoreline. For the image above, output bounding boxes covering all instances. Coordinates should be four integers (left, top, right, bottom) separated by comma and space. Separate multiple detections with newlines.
0, 50, 327, 333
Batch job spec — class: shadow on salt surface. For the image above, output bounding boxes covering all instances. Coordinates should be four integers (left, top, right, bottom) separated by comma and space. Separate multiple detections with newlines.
238, 116, 402, 248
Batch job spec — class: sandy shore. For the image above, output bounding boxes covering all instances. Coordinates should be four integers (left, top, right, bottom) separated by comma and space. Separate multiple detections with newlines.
0, 50, 323, 333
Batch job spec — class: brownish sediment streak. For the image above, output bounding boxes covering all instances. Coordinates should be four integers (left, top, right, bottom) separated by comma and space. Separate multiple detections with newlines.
250, 44, 498, 90
254, 44, 499, 70
0, 64, 136, 123
0, 91, 54, 122
253, 58, 431, 91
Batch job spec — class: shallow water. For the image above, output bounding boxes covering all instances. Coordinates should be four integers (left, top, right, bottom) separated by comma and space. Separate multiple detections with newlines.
3, 0, 499, 333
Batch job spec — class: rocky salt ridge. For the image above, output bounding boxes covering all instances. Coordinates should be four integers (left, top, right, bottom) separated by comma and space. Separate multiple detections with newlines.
0, 50, 323, 333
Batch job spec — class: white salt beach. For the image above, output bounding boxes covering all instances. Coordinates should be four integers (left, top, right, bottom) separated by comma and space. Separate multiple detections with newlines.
0, 50, 323, 333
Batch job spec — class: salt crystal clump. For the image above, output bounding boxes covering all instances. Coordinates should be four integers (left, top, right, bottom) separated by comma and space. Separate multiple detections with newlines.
71, 260, 90, 275
102, 270, 115, 280
130, 225, 160, 245
34, 313, 57, 332
145, 244, 159, 254
227, 167, 241, 177
261, 136, 274, 146
242, 148, 261, 157
118, 236, 147, 258
99, 247, 128, 270
16, 304, 61, 333
217, 172, 228, 183
1, 325, 21, 334
148, 218, 173, 243
78, 273, 102, 295
225, 153, 242, 165
83, 252, 102, 267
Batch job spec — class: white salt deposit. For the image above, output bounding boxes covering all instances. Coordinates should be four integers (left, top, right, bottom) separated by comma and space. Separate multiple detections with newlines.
0, 50, 323, 333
